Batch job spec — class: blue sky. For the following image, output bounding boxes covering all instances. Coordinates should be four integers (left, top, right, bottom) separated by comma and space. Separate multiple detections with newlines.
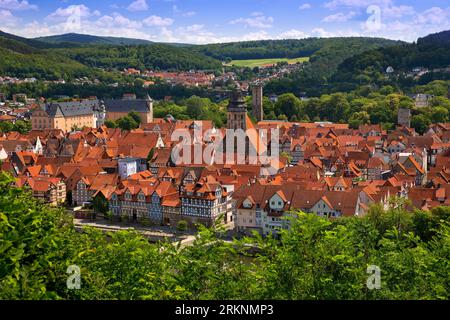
0, 0, 450, 43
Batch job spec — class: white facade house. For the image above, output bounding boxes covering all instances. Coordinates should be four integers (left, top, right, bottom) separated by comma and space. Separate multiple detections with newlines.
118, 158, 140, 179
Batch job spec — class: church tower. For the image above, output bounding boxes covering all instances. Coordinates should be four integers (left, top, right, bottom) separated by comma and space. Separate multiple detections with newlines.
94, 100, 106, 128
227, 89, 248, 130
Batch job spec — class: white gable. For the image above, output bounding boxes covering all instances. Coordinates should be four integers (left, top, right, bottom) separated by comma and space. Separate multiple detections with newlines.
269, 193, 285, 210
0, 147, 7, 161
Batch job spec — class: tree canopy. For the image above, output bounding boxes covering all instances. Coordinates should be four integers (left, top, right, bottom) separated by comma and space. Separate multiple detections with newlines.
0, 172, 449, 300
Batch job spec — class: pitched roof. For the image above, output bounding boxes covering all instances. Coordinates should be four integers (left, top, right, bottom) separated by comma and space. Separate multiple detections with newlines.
104, 99, 151, 113
45, 100, 98, 117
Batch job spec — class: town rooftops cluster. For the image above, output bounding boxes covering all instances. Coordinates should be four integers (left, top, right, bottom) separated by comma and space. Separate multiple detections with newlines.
1, 114, 449, 234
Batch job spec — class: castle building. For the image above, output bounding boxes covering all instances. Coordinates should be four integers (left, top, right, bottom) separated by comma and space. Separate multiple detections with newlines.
31, 100, 99, 132
104, 94, 153, 124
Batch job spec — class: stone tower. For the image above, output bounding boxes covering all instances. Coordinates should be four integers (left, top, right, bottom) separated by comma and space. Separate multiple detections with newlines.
227, 89, 248, 130
94, 100, 106, 128
398, 108, 411, 128
146, 94, 154, 123
252, 84, 263, 122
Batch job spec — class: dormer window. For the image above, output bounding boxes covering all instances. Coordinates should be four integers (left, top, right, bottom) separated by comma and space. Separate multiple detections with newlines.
243, 199, 253, 209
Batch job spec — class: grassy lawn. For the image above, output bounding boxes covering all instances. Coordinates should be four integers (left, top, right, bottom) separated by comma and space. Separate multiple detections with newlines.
226, 57, 309, 68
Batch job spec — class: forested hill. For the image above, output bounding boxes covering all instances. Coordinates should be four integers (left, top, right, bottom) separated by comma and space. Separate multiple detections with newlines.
417, 30, 450, 46
332, 30, 450, 86
0, 30, 222, 79
0, 30, 54, 49
35, 33, 154, 46
262, 38, 403, 96
56, 44, 222, 71
0, 30, 405, 81
0, 35, 94, 80
192, 37, 402, 61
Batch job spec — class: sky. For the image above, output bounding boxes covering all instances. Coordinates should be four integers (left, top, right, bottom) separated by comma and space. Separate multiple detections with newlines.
0, 0, 450, 44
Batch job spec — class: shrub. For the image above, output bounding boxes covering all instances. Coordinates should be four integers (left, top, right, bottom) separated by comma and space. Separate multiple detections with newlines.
177, 220, 188, 232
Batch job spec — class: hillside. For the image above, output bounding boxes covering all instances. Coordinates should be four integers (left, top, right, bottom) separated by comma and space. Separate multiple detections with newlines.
1, 29, 436, 88
0, 30, 222, 79
0, 30, 54, 49
35, 33, 154, 46
193, 38, 401, 61
55, 44, 222, 71
260, 37, 403, 96
331, 30, 450, 87
0, 35, 94, 80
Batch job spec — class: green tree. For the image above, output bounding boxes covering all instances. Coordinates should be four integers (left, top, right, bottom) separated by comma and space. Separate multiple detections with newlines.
411, 114, 431, 134
93, 193, 109, 215
177, 220, 188, 232
275, 93, 301, 120
104, 120, 117, 128
349, 111, 370, 129
12, 120, 31, 134
116, 115, 139, 131
0, 121, 14, 133
185, 96, 210, 119
431, 107, 449, 123
128, 111, 142, 126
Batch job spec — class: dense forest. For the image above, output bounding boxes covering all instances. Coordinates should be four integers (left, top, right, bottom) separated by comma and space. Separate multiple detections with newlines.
0, 81, 214, 101
0, 172, 449, 300
35, 33, 154, 46
332, 31, 450, 86
57, 44, 222, 71
259, 38, 401, 96
0, 36, 95, 80
192, 38, 401, 61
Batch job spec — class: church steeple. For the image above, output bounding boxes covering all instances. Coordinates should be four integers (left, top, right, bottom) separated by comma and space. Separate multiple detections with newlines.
227, 87, 248, 130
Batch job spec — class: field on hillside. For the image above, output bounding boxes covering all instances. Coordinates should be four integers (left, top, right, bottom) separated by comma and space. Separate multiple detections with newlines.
226, 57, 309, 68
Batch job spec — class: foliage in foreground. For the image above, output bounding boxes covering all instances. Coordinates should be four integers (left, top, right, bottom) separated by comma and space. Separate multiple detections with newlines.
0, 171, 449, 300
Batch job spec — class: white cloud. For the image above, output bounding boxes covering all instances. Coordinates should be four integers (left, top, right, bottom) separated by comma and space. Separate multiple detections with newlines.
0, 9, 18, 26
414, 7, 450, 26
96, 13, 142, 29
143, 15, 174, 27
276, 29, 308, 39
230, 13, 274, 29
299, 3, 311, 10
173, 5, 196, 17
182, 11, 196, 17
383, 5, 415, 18
324, 0, 392, 10
0, 0, 37, 11
11, 18, 151, 41
127, 0, 148, 12
322, 11, 356, 22
311, 27, 361, 38
47, 5, 95, 20
360, 6, 450, 42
